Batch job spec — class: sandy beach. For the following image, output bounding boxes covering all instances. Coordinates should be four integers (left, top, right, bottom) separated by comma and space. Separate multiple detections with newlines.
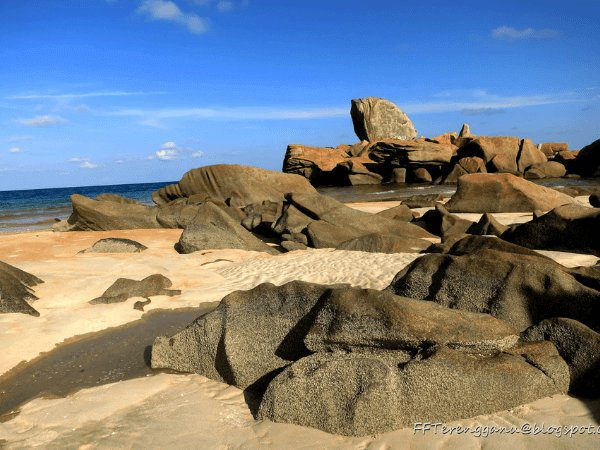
1, 199, 600, 449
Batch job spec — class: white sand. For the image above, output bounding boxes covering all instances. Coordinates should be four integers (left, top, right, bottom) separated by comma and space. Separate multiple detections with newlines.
1, 201, 599, 449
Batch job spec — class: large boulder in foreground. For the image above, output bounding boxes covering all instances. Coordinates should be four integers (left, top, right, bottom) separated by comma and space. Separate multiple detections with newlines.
0, 260, 44, 317
151, 164, 318, 206
152, 280, 567, 437
444, 173, 576, 213
502, 203, 600, 256
178, 202, 280, 255
384, 248, 600, 332
53, 194, 160, 232
258, 341, 566, 436
350, 97, 418, 142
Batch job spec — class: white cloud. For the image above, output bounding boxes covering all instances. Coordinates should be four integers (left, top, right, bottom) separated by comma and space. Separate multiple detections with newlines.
216, 1, 234, 12
68, 157, 90, 162
156, 149, 180, 160
52, 104, 90, 113
8, 147, 25, 153
80, 161, 100, 168
115, 160, 125, 163
17, 115, 68, 126
492, 26, 561, 41
137, 0, 211, 34
9, 136, 33, 141
191, 151, 204, 157
143, 155, 155, 160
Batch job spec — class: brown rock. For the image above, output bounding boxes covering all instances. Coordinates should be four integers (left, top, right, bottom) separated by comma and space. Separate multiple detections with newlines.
152, 164, 318, 205
517, 138, 547, 172
375, 204, 414, 222
444, 173, 577, 213
458, 156, 486, 174
524, 161, 566, 179
466, 213, 508, 237
368, 139, 454, 166
488, 153, 518, 173
430, 132, 458, 147
440, 163, 468, 184
540, 142, 569, 157
458, 123, 474, 138
94, 193, 147, 205
350, 97, 418, 142
89, 274, 181, 305
410, 167, 432, 183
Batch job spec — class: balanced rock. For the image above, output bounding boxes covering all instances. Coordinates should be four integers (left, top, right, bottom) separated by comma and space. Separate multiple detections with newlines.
502, 203, 600, 256
517, 138, 547, 172
0, 260, 44, 317
89, 274, 181, 305
521, 318, 600, 398
384, 248, 600, 332
151, 164, 318, 205
78, 238, 148, 254
350, 97, 418, 142
178, 202, 280, 255
444, 173, 576, 213
459, 123, 474, 138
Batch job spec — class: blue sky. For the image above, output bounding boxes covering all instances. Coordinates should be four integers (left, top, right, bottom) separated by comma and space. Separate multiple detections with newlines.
1, 0, 599, 190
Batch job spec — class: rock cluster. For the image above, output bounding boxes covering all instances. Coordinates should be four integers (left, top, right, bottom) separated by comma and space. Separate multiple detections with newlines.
282, 96, 599, 187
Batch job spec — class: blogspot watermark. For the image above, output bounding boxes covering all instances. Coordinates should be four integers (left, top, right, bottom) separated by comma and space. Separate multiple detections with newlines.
413, 422, 599, 438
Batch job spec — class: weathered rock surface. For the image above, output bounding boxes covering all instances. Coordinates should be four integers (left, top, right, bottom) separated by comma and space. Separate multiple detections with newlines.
384, 248, 600, 332
444, 173, 576, 213
89, 274, 181, 305
178, 202, 280, 255
153, 280, 567, 436
53, 194, 160, 232
336, 159, 383, 185
94, 193, 148, 205
368, 139, 454, 166
282, 145, 349, 184
502, 203, 600, 256
374, 204, 414, 222
151, 164, 318, 205
539, 142, 569, 157
461, 136, 521, 167
155, 200, 203, 229
0, 260, 44, 317
78, 238, 148, 254
335, 233, 432, 254
350, 97, 418, 142
257, 342, 567, 436
521, 318, 600, 398
399, 193, 444, 208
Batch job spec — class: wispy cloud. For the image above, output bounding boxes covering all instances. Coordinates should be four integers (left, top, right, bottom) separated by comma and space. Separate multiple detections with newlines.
7, 91, 167, 100
461, 108, 506, 115
191, 151, 204, 157
8, 136, 33, 142
17, 115, 68, 126
105, 106, 348, 127
52, 104, 90, 113
68, 157, 90, 162
80, 161, 103, 169
8, 147, 26, 153
492, 26, 561, 41
137, 0, 211, 34
216, 1, 234, 12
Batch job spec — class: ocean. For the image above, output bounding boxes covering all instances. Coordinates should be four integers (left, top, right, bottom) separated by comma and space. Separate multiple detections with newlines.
1, 177, 599, 234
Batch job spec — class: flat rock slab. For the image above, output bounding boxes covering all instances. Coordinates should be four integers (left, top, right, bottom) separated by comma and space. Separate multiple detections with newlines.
78, 238, 148, 254
89, 274, 181, 305
445, 173, 576, 213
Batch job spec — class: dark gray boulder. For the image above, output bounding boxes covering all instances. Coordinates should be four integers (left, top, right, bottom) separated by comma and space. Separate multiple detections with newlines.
335, 233, 432, 254
502, 203, 600, 256
78, 238, 148, 254
178, 202, 280, 255
384, 249, 600, 332
0, 260, 44, 317
280, 241, 308, 252
521, 317, 600, 398
257, 342, 567, 436
590, 192, 600, 207
89, 274, 181, 305
272, 204, 313, 235
155, 200, 202, 229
